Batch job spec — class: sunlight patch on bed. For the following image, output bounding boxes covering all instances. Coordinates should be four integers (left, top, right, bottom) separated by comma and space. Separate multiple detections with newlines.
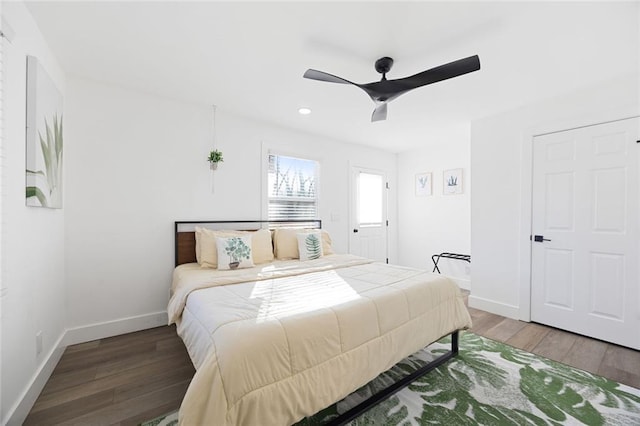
251, 270, 360, 322
255, 259, 341, 275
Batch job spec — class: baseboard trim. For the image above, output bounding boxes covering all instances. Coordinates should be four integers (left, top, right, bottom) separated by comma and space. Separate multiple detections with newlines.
64, 311, 168, 346
5, 311, 168, 426
4, 332, 66, 426
468, 294, 520, 320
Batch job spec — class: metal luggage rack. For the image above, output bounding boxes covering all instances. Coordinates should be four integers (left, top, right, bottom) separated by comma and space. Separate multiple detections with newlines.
431, 252, 471, 273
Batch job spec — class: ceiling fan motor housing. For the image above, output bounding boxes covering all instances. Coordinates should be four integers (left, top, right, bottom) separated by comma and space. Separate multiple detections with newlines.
375, 57, 394, 78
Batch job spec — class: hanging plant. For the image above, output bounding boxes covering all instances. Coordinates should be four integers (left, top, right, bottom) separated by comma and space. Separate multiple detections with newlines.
207, 149, 223, 170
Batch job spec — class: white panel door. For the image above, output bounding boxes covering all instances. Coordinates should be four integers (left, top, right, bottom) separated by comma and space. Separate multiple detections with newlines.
531, 117, 639, 349
349, 167, 388, 262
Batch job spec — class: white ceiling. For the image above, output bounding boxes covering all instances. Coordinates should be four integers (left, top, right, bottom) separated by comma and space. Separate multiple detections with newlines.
25, 1, 639, 153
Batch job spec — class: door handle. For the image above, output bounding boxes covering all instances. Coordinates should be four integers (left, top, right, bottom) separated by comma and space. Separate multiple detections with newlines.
353, 229, 359, 233
532, 235, 551, 242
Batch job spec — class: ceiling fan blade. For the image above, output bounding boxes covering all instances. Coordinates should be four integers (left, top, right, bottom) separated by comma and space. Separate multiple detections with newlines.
303, 55, 480, 122
371, 103, 387, 122
399, 55, 480, 89
357, 55, 480, 104
303, 69, 355, 85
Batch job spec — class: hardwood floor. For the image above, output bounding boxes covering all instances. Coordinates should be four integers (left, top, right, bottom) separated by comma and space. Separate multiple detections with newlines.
25, 297, 640, 425
24, 326, 194, 426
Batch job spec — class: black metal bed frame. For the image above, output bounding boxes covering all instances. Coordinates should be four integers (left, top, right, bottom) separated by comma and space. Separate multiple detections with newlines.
174, 220, 461, 424
326, 331, 459, 425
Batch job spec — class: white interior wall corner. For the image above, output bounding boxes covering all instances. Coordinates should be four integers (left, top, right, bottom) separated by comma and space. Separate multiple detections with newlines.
396, 123, 471, 282
1, 2, 67, 424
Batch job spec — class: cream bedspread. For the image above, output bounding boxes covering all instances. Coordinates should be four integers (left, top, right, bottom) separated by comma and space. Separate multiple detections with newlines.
169, 254, 472, 425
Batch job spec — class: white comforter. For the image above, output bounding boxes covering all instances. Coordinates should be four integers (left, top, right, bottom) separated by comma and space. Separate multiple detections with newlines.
169, 254, 472, 425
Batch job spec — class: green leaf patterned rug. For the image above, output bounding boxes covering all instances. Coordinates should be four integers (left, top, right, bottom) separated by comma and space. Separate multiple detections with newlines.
141, 333, 640, 426
140, 412, 178, 426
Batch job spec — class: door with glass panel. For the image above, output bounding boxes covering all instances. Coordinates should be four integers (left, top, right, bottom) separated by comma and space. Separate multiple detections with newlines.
350, 167, 388, 262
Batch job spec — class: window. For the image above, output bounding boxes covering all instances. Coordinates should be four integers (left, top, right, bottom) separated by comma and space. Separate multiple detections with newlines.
267, 153, 319, 220
357, 172, 383, 226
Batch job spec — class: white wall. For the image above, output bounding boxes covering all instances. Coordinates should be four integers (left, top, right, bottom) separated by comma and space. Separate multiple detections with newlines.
64, 77, 398, 331
397, 124, 470, 289
1, 2, 67, 424
470, 73, 639, 320
471, 1, 639, 320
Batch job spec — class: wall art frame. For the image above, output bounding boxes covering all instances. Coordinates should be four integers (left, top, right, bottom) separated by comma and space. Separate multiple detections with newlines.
443, 168, 463, 195
26, 55, 64, 208
415, 172, 432, 196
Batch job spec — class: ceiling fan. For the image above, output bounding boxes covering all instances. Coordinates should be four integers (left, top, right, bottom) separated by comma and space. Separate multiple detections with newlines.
303, 55, 480, 122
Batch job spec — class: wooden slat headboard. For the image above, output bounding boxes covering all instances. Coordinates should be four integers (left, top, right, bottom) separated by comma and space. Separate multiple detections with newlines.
174, 220, 322, 266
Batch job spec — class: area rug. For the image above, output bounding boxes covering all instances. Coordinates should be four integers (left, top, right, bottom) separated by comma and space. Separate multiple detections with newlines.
141, 332, 640, 425
140, 411, 178, 426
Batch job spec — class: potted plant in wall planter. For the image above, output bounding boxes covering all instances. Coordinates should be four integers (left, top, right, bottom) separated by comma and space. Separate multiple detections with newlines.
207, 149, 223, 170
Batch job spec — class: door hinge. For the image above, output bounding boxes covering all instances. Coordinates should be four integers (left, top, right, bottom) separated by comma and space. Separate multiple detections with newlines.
385, 182, 389, 189
386, 258, 389, 264
386, 220, 389, 226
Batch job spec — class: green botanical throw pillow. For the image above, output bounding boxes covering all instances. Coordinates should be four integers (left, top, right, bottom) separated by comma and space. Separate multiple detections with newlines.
297, 232, 323, 261
216, 235, 254, 270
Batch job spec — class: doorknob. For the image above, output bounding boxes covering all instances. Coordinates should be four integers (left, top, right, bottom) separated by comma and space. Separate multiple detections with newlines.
353, 229, 359, 233
532, 235, 551, 242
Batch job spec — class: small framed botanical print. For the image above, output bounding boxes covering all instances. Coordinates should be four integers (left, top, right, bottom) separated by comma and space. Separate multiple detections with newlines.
443, 168, 463, 195
415, 172, 432, 196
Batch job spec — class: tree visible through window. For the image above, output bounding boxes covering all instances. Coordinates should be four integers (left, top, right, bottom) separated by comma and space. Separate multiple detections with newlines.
268, 154, 318, 220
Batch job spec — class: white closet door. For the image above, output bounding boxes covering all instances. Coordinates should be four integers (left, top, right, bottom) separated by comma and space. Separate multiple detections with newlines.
531, 117, 639, 349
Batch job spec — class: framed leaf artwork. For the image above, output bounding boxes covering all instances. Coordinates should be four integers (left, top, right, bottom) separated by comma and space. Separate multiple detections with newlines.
26, 55, 64, 208
415, 172, 432, 196
443, 168, 463, 195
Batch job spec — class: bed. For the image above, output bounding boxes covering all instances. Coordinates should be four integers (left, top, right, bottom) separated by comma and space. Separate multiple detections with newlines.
169, 220, 472, 425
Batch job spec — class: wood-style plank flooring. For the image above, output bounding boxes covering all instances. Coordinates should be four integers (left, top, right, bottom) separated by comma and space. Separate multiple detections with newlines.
24, 326, 194, 426
25, 294, 640, 425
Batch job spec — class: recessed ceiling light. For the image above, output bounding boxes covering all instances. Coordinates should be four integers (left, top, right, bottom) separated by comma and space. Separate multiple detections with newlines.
298, 107, 311, 115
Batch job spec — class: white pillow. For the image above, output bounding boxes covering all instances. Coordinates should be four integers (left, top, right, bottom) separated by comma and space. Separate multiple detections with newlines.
216, 235, 254, 270
320, 230, 334, 255
273, 228, 300, 260
194, 226, 205, 264
251, 229, 274, 264
297, 231, 324, 261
